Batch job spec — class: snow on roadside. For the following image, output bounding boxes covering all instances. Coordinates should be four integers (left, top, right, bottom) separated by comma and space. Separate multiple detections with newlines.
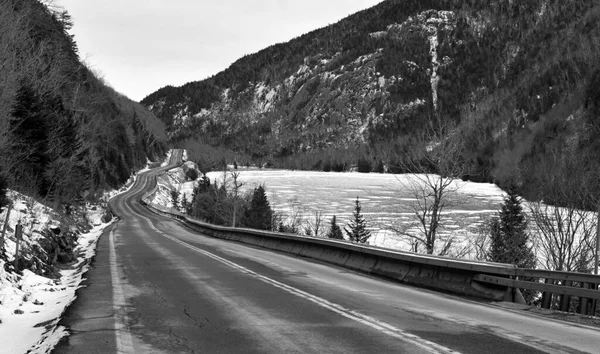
160, 150, 173, 167
0, 154, 166, 353
0, 210, 113, 354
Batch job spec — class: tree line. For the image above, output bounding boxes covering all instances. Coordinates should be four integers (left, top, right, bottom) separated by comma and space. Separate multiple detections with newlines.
144, 0, 600, 216
0, 0, 167, 212
179, 171, 373, 244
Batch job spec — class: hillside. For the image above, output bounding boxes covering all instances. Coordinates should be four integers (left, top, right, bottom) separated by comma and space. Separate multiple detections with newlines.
142, 0, 600, 208
0, 0, 167, 208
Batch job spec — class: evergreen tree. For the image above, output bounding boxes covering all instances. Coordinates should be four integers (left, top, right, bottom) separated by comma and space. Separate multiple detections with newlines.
170, 189, 180, 209
372, 160, 385, 173
326, 215, 344, 240
487, 188, 536, 269
344, 197, 371, 244
243, 185, 273, 230
180, 194, 188, 213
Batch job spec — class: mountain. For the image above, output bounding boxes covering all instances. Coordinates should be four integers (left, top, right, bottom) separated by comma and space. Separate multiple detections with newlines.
142, 0, 600, 208
0, 0, 167, 207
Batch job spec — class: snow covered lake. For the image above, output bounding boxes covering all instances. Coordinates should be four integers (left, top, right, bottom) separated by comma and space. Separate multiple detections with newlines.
207, 170, 507, 252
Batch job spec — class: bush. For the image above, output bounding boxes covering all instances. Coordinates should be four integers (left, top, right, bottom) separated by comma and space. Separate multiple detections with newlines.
331, 161, 345, 172
357, 158, 372, 173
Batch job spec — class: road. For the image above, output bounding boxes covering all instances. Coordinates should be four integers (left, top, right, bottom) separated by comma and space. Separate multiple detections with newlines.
54, 153, 600, 353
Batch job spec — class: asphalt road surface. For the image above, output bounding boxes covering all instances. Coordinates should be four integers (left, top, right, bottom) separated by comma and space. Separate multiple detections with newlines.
54, 153, 600, 353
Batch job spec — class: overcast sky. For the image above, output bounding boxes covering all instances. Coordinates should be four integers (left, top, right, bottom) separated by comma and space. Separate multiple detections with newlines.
56, 0, 384, 101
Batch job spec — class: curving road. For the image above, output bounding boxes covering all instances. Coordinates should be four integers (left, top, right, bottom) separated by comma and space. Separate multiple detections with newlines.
54, 152, 600, 354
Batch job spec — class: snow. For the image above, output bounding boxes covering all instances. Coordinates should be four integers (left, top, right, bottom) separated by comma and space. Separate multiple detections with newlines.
161, 149, 173, 167
0, 154, 164, 353
253, 82, 278, 113
369, 31, 387, 39
148, 158, 199, 212
0, 208, 113, 354
428, 29, 440, 111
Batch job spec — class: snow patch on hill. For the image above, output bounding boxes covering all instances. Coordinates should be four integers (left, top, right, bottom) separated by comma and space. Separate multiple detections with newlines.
148, 160, 200, 211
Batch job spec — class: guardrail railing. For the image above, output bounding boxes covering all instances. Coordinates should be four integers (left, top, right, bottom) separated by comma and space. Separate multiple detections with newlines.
140, 151, 600, 318
473, 269, 599, 316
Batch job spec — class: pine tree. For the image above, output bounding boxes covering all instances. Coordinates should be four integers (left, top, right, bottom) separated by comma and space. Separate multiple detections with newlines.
170, 189, 180, 209
487, 188, 536, 269
180, 194, 188, 214
344, 197, 371, 244
327, 215, 344, 240
243, 185, 273, 231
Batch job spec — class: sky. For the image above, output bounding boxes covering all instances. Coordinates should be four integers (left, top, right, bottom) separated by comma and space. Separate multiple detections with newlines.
56, 0, 385, 102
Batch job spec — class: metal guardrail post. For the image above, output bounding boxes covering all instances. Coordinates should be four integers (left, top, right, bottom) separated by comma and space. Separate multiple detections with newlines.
592, 283, 598, 317
541, 278, 553, 309
559, 280, 573, 312
579, 283, 589, 315
578, 282, 598, 316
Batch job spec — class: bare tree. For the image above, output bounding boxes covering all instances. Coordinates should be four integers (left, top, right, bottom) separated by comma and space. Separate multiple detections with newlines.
304, 208, 325, 237
230, 171, 244, 227
465, 216, 495, 261
390, 119, 468, 254
276, 197, 305, 233
527, 149, 599, 273
530, 202, 596, 272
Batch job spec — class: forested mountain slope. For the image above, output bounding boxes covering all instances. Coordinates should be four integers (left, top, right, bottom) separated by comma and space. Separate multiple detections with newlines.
0, 0, 167, 207
142, 0, 600, 208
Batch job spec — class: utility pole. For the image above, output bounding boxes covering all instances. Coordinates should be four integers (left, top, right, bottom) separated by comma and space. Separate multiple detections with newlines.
1, 202, 12, 250
14, 220, 23, 269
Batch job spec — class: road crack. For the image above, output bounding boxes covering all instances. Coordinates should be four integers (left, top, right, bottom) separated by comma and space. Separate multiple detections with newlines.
183, 305, 209, 329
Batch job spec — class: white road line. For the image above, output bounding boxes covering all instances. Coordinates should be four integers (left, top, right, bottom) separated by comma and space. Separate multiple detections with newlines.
145, 220, 460, 354
109, 229, 136, 353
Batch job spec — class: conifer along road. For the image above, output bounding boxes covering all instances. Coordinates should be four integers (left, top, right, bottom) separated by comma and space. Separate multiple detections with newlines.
56, 161, 600, 354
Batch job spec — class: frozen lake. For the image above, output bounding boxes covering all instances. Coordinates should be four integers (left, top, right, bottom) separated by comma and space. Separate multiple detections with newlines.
207, 170, 507, 253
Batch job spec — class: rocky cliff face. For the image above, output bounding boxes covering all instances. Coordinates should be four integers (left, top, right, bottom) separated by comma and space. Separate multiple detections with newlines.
143, 0, 600, 206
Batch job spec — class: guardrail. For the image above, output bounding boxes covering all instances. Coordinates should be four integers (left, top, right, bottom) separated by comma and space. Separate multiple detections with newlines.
141, 153, 600, 317
474, 270, 599, 315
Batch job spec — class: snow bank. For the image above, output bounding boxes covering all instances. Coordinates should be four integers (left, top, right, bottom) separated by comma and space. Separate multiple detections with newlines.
0, 212, 113, 354
0, 153, 164, 353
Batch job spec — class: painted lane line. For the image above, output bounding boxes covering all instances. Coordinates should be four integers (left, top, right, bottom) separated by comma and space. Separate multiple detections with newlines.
145, 220, 460, 354
109, 229, 136, 353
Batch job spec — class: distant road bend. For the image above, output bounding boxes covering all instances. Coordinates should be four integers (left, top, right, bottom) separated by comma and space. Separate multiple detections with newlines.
55, 150, 600, 354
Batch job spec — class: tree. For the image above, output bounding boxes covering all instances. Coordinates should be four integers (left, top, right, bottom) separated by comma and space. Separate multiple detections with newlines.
344, 197, 371, 244
390, 119, 468, 254
230, 171, 244, 227
277, 197, 304, 234
180, 194, 189, 214
170, 189, 180, 210
530, 200, 596, 272
487, 188, 536, 269
244, 185, 273, 231
305, 208, 324, 237
327, 215, 344, 240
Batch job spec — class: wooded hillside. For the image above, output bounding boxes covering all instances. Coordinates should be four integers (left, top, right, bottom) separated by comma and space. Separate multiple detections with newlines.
143, 0, 600, 210
0, 0, 167, 209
